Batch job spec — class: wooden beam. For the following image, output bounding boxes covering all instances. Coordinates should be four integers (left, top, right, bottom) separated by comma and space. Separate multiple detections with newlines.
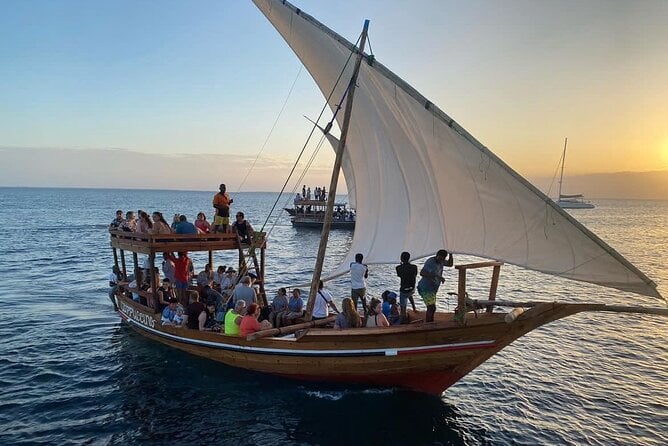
306, 19, 371, 321
246, 315, 337, 341
487, 265, 501, 313
455, 261, 504, 270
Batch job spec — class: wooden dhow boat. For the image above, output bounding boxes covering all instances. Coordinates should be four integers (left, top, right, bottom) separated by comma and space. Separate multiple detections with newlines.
110, 0, 667, 395
284, 199, 355, 229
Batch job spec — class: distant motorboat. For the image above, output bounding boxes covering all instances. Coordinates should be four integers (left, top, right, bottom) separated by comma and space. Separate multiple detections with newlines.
556, 138, 595, 209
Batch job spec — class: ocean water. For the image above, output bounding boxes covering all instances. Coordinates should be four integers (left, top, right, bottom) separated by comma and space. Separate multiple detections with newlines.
0, 187, 665, 445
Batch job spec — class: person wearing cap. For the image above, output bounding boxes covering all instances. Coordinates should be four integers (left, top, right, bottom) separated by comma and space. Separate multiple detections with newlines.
220, 268, 236, 295
417, 249, 454, 322
381, 291, 401, 326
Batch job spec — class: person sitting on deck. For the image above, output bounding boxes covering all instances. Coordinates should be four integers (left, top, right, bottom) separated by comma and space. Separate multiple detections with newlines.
184, 293, 209, 331
239, 303, 272, 337
150, 212, 172, 234
156, 278, 176, 313
224, 300, 246, 336
282, 288, 304, 326
120, 211, 136, 232
381, 291, 401, 326
109, 210, 124, 229
313, 281, 340, 320
204, 302, 221, 331
171, 214, 180, 231
365, 298, 390, 328
197, 264, 214, 287
231, 275, 257, 308
173, 304, 185, 326
294, 193, 301, 204
219, 268, 236, 294
175, 215, 198, 234
136, 211, 153, 233
232, 212, 254, 245
269, 287, 289, 328
334, 297, 362, 329
161, 298, 179, 325
195, 212, 211, 233
213, 265, 226, 290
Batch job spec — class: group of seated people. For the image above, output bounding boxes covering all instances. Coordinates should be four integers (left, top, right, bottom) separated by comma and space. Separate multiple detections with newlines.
109, 209, 255, 242
114, 258, 403, 337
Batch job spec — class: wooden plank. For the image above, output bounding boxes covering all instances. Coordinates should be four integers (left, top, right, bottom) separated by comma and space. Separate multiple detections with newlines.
455, 261, 504, 270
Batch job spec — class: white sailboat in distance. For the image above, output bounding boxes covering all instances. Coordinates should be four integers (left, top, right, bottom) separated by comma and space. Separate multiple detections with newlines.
557, 137, 595, 209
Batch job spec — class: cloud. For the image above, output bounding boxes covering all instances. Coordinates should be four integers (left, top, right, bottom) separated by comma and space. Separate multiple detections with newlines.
0, 147, 341, 192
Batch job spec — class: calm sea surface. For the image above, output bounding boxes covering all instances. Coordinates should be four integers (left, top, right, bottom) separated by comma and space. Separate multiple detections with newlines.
0, 187, 666, 445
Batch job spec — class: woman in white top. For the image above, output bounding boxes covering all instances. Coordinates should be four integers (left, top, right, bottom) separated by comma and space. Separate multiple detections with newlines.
365, 298, 389, 328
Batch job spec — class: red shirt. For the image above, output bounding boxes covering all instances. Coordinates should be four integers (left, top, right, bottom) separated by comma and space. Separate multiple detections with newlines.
239, 315, 262, 337
173, 255, 191, 282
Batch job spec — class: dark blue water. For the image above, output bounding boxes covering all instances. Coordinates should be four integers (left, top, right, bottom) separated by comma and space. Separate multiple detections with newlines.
0, 187, 666, 445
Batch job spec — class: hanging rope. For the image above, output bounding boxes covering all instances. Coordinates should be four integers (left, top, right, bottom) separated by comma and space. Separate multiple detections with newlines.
236, 65, 304, 192
258, 31, 363, 234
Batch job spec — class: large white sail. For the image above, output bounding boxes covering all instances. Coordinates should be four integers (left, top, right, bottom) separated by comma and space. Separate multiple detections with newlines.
253, 0, 661, 299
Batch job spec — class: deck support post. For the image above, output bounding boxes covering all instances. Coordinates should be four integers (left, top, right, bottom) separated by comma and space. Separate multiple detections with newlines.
112, 248, 119, 270
120, 249, 127, 278
208, 250, 213, 270
487, 265, 501, 313
149, 253, 156, 310
132, 252, 142, 286
456, 268, 467, 324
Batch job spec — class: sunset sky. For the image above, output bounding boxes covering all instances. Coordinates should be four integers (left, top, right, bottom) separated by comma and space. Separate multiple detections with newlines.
1, 0, 667, 193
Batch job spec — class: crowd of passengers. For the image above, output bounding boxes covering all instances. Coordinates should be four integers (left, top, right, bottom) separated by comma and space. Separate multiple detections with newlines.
109, 209, 254, 242
109, 257, 403, 337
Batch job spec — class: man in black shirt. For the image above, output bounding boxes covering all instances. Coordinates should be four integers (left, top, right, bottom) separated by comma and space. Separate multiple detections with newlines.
396, 251, 418, 323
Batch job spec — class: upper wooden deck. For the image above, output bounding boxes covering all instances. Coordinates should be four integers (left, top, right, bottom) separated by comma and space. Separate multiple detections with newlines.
109, 229, 267, 255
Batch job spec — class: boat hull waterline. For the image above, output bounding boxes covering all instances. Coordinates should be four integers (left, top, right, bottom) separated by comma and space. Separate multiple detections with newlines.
116, 295, 580, 394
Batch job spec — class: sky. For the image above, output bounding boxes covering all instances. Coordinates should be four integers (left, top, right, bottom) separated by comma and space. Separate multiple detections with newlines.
1, 0, 667, 194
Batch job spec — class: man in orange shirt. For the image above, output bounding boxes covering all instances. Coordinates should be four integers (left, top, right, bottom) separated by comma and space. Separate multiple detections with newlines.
213, 183, 233, 233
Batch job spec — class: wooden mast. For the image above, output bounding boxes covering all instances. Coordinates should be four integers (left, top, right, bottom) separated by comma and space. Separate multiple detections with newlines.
304, 19, 370, 320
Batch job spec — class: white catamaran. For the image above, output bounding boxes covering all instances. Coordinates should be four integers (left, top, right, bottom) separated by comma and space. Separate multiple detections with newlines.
110, 0, 666, 396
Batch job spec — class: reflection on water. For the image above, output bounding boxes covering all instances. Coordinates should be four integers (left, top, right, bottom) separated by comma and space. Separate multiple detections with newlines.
0, 188, 666, 445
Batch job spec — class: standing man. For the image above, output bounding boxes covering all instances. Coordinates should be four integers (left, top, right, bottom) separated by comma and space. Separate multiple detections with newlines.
350, 253, 369, 315
396, 251, 418, 323
168, 252, 193, 306
213, 183, 233, 233
417, 249, 454, 322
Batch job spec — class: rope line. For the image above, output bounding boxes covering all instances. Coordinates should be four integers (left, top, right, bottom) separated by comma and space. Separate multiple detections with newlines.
258, 31, 363, 234
237, 65, 304, 192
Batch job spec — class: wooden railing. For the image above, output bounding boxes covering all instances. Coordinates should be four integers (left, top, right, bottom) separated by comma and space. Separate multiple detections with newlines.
109, 229, 266, 254
454, 261, 503, 324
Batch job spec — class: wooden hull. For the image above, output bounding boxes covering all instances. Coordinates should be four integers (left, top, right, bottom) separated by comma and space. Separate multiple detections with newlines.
115, 295, 583, 394
291, 219, 355, 229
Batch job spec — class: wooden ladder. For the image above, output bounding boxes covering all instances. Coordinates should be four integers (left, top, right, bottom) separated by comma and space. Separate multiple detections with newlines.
236, 233, 267, 306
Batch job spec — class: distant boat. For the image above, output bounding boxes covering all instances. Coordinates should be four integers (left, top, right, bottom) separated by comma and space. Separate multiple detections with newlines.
556, 138, 595, 209
284, 199, 355, 229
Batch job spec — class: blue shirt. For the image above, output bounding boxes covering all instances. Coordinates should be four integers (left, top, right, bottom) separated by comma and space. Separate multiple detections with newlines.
288, 296, 303, 312
175, 221, 198, 234
382, 301, 392, 318
162, 306, 176, 322
417, 256, 444, 293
